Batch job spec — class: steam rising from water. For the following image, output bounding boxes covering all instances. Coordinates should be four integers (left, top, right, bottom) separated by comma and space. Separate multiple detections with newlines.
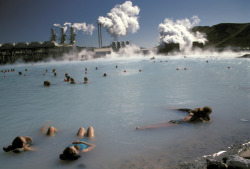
158, 16, 207, 51
53, 22, 95, 35
97, 1, 140, 38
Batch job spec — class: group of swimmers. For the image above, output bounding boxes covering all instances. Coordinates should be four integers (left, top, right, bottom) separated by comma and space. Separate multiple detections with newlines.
3, 125, 96, 161
3, 106, 213, 161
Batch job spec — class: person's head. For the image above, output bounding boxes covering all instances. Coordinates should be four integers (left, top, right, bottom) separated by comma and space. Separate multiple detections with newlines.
84, 77, 88, 83
59, 147, 81, 160
202, 106, 212, 115
12, 136, 26, 149
199, 106, 212, 115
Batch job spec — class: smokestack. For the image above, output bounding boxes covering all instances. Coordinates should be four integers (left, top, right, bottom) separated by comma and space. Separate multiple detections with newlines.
117, 41, 121, 49
111, 41, 116, 50
60, 28, 67, 45
121, 41, 125, 48
69, 27, 76, 45
50, 28, 57, 42
98, 23, 102, 48
100, 24, 102, 48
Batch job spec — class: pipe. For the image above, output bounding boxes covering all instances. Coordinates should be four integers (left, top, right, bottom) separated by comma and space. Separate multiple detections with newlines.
100, 24, 102, 48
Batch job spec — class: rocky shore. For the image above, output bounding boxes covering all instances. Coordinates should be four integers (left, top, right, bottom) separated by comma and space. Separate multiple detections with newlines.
180, 141, 250, 169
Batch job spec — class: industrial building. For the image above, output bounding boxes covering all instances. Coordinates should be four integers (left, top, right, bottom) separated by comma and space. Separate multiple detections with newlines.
0, 27, 84, 64
158, 42, 180, 54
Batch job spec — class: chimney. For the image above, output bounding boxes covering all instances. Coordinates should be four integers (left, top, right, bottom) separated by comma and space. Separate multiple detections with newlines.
50, 28, 57, 42
69, 27, 76, 45
60, 28, 67, 45
98, 23, 102, 48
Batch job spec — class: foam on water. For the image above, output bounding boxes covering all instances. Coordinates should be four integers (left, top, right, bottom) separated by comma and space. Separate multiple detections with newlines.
0, 55, 249, 169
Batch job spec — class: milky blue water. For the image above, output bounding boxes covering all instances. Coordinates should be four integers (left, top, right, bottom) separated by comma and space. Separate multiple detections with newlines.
0, 56, 249, 169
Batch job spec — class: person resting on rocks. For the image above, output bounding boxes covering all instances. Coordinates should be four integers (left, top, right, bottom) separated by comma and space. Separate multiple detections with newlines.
136, 106, 212, 130
3, 136, 34, 153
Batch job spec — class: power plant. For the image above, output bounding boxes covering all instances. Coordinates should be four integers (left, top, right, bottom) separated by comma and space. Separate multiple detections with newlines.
0, 24, 207, 64
0, 27, 85, 64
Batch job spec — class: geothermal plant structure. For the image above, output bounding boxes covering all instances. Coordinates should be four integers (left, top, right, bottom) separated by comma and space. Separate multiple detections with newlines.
0, 27, 83, 64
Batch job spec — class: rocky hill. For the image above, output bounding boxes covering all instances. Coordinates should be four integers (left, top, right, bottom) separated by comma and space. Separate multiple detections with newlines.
192, 23, 250, 48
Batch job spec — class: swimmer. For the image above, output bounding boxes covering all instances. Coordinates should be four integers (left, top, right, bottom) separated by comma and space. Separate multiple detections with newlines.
59, 140, 95, 160
65, 73, 68, 78
83, 77, 89, 84
103, 73, 107, 77
70, 77, 76, 84
3, 136, 34, 153
136, 106, 212, 130
44, 80, 50, 86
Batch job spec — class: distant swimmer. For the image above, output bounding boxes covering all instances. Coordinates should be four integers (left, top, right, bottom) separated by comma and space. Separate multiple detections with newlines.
70, 77, 76, 84
103, 73, 107, 77
136, 106, 212, 130
3, 136, 34, 153
44, 80, 50, 86
84, 77, 89, 83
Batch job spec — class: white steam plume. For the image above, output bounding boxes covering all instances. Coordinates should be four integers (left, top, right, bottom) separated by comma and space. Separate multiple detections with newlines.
97, 1, 140, 37
53, 22, 95, 35
158, 16, 207, 51
53, 23, 68, 32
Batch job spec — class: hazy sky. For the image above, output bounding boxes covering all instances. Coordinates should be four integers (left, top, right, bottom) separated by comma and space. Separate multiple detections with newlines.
0, 0, 249, 48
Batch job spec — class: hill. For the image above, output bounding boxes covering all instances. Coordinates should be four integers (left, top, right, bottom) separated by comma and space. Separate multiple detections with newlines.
192, 23, 250, 48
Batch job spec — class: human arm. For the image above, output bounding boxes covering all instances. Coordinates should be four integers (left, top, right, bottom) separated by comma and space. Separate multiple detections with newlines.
135, 121, 179, 130
72, 141, 95, 153
170, 108, 192, 112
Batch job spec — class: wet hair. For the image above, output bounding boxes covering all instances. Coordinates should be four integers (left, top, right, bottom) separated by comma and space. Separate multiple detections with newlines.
59, 147, 81, 160
12, 136, 26, 149
203, 106, 212, 114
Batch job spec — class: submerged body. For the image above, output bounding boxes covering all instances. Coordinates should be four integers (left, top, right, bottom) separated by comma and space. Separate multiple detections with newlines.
136, 106, 212, 130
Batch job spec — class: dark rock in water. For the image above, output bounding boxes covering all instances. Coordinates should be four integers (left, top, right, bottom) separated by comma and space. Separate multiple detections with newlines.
227, 155, 250, 169
240, 149, 250, 159
180, 141, 250, 169
238, 54, 250, 58
44, 80, 50, 86
207, 159, 227, 169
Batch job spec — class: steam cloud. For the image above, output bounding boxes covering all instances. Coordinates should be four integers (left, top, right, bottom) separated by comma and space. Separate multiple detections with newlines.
158, 16, 207, 51
97, 1, 140, 37
53, 22, 95, 35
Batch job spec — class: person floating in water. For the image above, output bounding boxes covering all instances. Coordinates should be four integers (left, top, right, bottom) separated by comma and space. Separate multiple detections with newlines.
3, 136, 34, 153
136, 106, 212, 130
60, 127, 95, 160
